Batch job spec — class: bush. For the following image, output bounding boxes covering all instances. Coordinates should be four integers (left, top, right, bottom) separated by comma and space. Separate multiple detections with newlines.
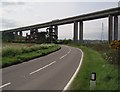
63, 39, 72, 44
80, 43, 119, 66
110, 40, 120, 49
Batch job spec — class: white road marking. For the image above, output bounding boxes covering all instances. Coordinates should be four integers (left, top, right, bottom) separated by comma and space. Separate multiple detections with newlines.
67, 48, 71, 54
30, 61, 56, 75
60, 46, 71, 60
60, 54, 67, 59
62, 48, 84, 91
0, 83, 11, 89
30, 46, 71, 74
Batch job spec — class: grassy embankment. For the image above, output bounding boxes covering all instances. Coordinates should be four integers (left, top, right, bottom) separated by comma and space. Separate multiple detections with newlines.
2, 43, 61, 68
68, 44, 118, 90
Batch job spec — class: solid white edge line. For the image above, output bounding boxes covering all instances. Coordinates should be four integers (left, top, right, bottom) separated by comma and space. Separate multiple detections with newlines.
0, 83, 11, 89
62, 48, 84, 91
30, 61, 56, 75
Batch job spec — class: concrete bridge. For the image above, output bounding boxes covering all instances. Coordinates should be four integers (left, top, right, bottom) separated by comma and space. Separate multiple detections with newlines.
2, 7, 120, 43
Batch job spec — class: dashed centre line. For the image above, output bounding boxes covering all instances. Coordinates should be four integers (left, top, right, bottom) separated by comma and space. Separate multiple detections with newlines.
0, 83, 11, 89
67, 48, 71, 54
30, 61, 56, 75
60, 47, 71, 60
60, 54, 68, 59
30, 46, 71, 75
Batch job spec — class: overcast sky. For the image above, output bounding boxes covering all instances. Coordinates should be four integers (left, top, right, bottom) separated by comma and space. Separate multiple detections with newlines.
0, 1, 120, 40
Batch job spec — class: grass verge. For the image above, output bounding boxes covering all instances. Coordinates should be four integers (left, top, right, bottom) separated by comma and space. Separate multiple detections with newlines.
2, 44, 61, 68
69, 45, 118, 90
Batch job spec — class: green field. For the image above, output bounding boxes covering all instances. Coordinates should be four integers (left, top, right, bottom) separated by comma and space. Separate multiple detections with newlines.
1, 43, 61, 68
69, 44, 119, 90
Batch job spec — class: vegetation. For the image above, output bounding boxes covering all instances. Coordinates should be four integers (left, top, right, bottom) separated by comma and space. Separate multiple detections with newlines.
82, 43, 119, 66
110, 40, 120, 49
2, 32, 15, 42
57, 39, 72, 44
68, 43, 119, 90
1, 43, 61, 68
2, 28, 58, 44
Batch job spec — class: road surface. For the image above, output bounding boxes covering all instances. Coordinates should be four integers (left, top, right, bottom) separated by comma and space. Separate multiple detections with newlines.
1, 45, 83, 90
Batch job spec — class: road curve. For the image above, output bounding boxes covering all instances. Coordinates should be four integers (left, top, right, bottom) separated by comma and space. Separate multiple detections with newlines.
1, 45, 83, 90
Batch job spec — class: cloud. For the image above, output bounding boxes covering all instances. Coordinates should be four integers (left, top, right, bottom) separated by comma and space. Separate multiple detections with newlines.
1, 2, 25, 7
1, 18, 18, 30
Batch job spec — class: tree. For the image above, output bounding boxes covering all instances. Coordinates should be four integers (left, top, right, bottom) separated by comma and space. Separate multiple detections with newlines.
2, 32, 15, 42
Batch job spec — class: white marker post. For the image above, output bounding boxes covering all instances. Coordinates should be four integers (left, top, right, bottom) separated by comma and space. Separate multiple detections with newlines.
90, 72, 96, 90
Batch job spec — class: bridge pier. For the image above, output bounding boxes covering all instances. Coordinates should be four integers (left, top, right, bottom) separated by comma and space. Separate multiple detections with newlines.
108, 15, 118, 43
108, 15, 113, 44
114, 15, 118, 40
79, 21, 83, 43
49, 26, 54, 43
30, 29, 33, 35
54, 25, 58, 39
14, 31, 18, 39
73, 21, 78, 43
19, 31, 22, 36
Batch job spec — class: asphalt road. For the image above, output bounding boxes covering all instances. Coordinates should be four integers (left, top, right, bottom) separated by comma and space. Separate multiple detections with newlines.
1, 45, 83, 90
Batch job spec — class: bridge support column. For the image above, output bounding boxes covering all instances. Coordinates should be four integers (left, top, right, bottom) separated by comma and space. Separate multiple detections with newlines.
114, 15, 118, 40
19, 31, 22, 36
30, 29, 33, 35
14, 31, 18, 39
54, 25, 58, 39
73, 21, 78, 43
49, 26, 54, 43
108, 15, 113, 44
79, 21, 83, 43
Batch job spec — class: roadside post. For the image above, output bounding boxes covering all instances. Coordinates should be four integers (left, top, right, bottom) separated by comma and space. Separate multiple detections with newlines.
90, 72, 96, 90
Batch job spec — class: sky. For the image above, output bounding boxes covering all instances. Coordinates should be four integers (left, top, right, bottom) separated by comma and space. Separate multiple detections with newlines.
0, 0, 120, 40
